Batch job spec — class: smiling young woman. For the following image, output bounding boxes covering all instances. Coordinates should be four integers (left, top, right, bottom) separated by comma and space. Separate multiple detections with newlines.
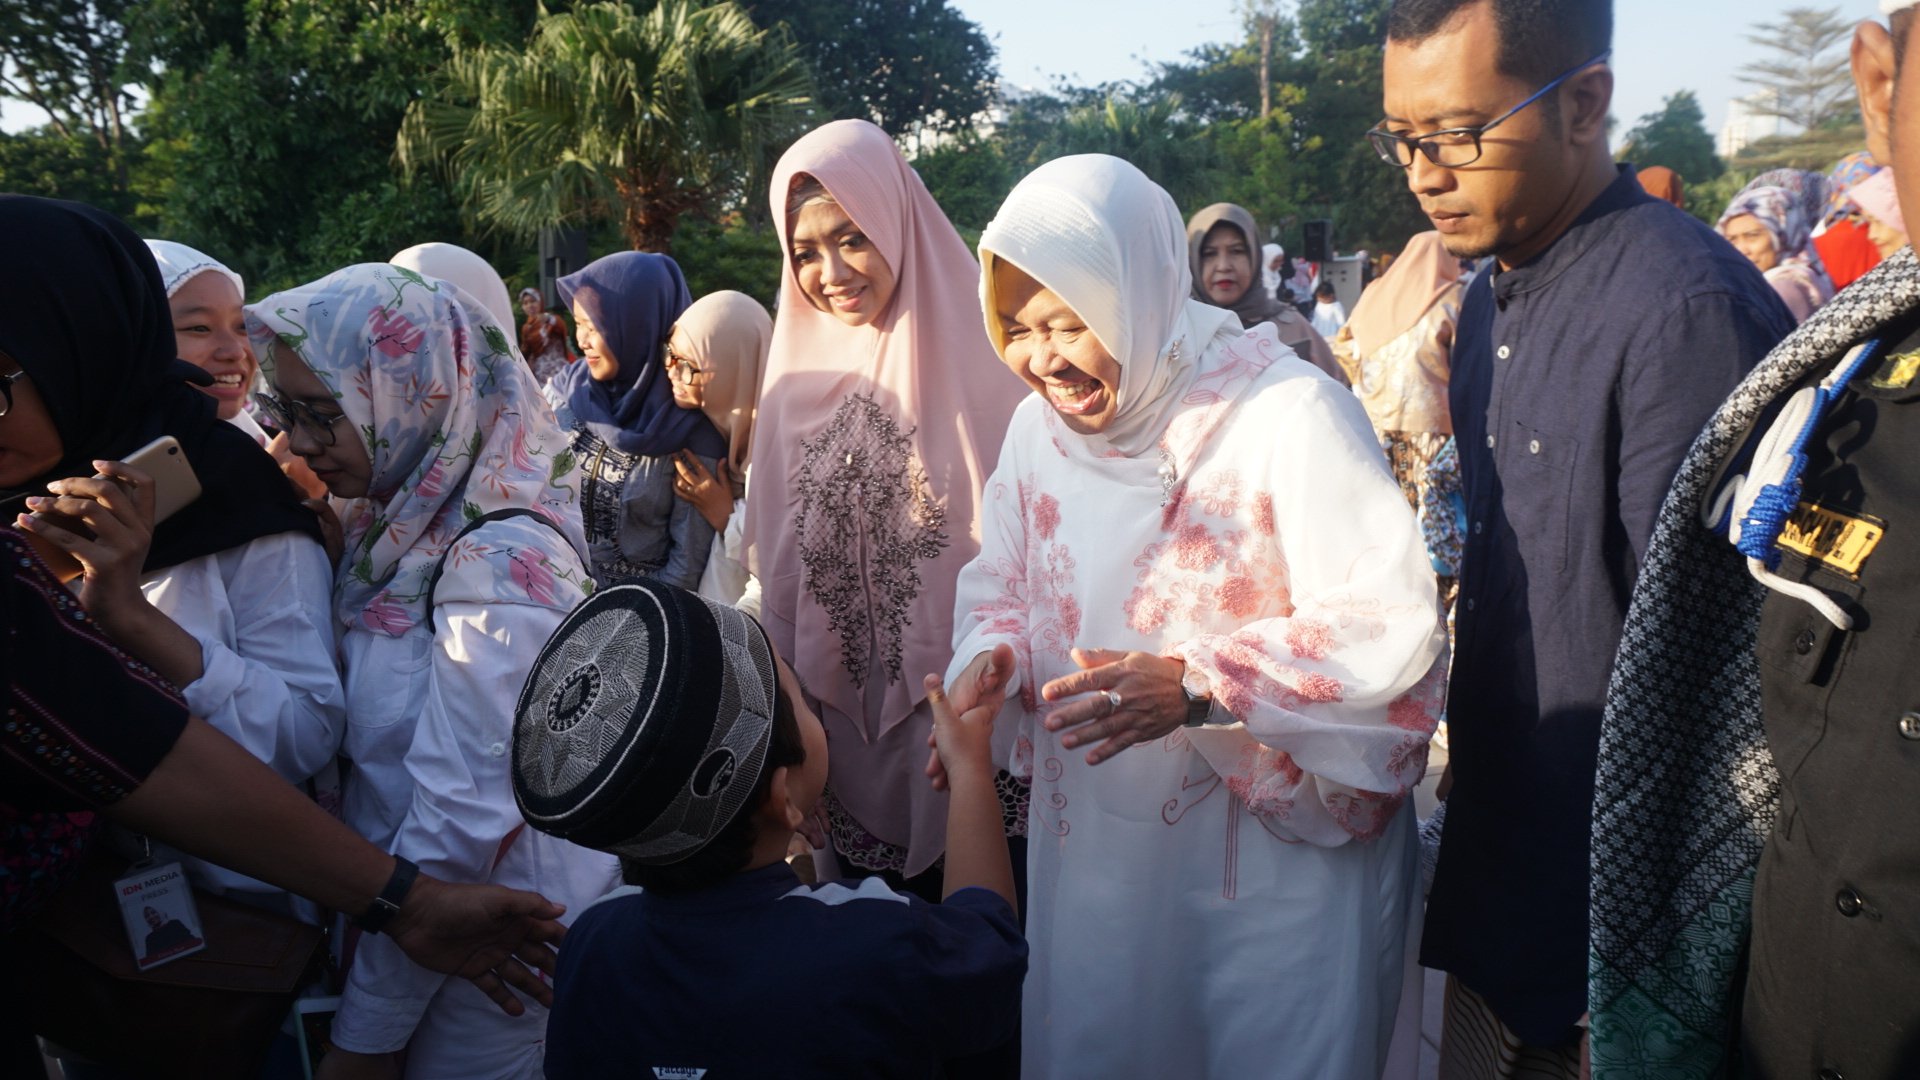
745, 120, 1028, 904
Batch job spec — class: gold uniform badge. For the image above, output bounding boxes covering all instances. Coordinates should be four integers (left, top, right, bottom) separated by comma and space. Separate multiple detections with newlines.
1778, 503, 1886, 579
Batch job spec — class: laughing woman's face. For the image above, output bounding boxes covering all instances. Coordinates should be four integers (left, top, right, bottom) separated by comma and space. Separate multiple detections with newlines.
169, 271, 257, 421
991, 258, 1123, 436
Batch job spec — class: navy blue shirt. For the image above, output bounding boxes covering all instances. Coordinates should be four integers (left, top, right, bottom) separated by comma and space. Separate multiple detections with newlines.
544, 863, 1027, 1078
1421, 167, 1793, 1045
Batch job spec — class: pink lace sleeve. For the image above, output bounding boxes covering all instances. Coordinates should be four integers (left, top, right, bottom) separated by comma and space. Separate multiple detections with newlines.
1173, 380, 1447, 845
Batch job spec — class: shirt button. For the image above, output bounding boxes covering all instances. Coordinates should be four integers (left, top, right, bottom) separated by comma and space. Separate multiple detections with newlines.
1529, 439, 1542, 455
1794, 629, 1816, 655
1473, 520, 1485, 536
1486, 434, 1497, 449
1901, 713, 1920, 741
1836, 888, 1864, 917
1465, 598, 1477, 612
1818, 1070, 1844, 1080
490, 741, 507, 758
1497, 345, 1511, 360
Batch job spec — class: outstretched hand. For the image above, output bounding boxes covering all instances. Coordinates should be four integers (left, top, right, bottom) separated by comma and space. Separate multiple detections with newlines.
925, 643, 1015, 792
1040, 647, 1187, 766
386, 876, 569, 1016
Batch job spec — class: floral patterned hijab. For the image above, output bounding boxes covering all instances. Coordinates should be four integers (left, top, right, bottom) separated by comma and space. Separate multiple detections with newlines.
247, 264, 590, 636
1718, 169, 1830, 275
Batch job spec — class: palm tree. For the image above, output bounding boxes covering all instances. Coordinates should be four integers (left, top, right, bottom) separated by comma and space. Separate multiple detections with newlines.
398, 0, 814, 252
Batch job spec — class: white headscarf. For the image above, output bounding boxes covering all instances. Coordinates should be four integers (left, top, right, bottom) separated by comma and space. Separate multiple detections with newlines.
390, 242, 516, 330
1262, 242, 1285, 299
978, 154, 1242, 459
145, 240, 244, 300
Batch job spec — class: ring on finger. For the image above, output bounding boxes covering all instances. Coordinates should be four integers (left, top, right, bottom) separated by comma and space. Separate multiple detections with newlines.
1102, 688, 1123, 714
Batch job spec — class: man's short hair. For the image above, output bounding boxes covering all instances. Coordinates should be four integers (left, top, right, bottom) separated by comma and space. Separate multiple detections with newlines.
1387, 0, 1613, 91
1895, 10, 1913, 75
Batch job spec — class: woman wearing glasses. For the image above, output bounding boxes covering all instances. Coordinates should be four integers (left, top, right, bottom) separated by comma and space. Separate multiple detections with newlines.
247, 264, 618, 1080
544, 251, 726, 591
4, 199, 347, 912
660, 290, 773, 613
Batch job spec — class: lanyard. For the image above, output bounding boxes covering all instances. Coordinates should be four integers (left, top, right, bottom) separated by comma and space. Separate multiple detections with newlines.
1703, 337, 1884, 630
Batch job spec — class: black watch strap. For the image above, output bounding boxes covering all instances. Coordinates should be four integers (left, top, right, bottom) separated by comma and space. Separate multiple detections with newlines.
355, 856, 420, 935
1182, 685, 1213, 728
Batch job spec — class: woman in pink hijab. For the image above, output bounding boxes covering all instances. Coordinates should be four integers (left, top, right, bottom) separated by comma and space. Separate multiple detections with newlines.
745, 120, 1026, 892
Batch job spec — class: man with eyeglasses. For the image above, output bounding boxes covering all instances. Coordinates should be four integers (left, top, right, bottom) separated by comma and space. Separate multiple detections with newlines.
1378, 1, 1794, 1076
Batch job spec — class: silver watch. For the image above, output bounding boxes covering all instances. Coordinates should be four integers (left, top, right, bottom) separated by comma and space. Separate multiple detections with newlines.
1180, 664, 1215, 727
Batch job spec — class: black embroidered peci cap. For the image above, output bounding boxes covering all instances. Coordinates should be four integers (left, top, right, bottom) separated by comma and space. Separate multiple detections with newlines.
511, 582, 778, 865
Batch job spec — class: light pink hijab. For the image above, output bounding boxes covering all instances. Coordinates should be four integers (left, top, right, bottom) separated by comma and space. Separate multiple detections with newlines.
745, 120, 1023, 874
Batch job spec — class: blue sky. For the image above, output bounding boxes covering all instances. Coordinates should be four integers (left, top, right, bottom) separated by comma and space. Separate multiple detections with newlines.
954, 0, 1889, 139
0, 1, 1893, 138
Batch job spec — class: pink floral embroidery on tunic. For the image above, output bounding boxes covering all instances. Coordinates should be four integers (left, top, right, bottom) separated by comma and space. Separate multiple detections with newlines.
1197, 470, 1242, 517
1033, 493, 1061, 541
1251, 492, 1276, 537
1285, 618, 1336, 661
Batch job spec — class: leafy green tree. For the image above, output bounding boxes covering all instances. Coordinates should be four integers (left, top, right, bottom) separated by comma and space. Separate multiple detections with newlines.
1618, 91, 1725, 182
0, 125, 143, 221
1739, 6, 1856, 132
1031, 93, 1218, 213
129, 0, 538, 291
910, 131, 1013, 235
743, 0, 995, 138
671, 214, 783, 308
0, 0, 140, 195
400, 0, 815, 254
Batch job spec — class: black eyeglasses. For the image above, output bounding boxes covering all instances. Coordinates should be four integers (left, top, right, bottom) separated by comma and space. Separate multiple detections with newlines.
253, 391, 350, 447
1366, 51, 1611, 169
662, 340, 712, 384
0, 368, 26, 419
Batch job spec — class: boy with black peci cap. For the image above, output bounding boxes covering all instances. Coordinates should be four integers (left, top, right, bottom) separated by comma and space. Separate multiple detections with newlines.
511, 581, 1025, 1079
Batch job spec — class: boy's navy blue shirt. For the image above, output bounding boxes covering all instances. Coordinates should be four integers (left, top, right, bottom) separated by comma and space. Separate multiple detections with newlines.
544, 862, 1027, 1079
1420, 166, 1795, 1045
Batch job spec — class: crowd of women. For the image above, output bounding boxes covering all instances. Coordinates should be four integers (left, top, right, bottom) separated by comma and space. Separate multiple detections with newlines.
2, 104, 1766, 1079
1679, 152, 1910, 328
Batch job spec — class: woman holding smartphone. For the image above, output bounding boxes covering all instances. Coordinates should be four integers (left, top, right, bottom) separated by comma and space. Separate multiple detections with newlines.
1, 197, 345, 913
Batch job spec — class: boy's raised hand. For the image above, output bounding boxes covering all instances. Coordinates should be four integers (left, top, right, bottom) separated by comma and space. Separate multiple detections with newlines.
926, 673, 995, 788
925, 644, 1014, 792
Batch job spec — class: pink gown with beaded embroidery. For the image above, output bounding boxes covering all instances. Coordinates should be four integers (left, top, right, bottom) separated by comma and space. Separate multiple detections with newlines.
950, 324, 1447, 1078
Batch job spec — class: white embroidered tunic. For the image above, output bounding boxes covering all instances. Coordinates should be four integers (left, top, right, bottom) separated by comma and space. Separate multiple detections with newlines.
951, 332, 1447, 1078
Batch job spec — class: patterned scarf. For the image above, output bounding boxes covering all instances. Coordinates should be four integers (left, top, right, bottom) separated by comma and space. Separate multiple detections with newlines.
1589, 245, 1920, 1078
247, 263, 591, 636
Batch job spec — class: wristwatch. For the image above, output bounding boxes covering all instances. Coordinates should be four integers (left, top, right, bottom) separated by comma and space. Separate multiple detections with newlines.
355, 856, 421, 935
1179, 663, 1216, 728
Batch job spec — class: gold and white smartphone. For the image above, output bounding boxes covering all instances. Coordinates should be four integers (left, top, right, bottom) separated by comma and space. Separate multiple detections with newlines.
118, 435, 203, 524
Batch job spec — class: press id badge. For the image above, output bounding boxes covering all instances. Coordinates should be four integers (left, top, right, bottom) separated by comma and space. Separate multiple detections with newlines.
114, 861, 207, 970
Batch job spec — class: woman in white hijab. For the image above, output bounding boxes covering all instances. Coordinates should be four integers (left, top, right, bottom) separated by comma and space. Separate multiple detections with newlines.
391, 242, 517, 329
945, 156, 1446, 1077
106, 239, 349, 913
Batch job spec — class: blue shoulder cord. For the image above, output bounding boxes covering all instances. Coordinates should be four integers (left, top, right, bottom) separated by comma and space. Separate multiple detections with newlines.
1734, 339, 1882, 568
1707, 336, 1884, 630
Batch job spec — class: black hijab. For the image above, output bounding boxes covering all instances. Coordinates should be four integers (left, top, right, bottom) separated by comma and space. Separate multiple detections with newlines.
0, 196, 321, 572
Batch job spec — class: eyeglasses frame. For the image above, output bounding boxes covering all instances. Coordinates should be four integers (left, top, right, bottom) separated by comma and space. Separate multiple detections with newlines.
1366, 50, 1613, 170
252, 391, 351, 447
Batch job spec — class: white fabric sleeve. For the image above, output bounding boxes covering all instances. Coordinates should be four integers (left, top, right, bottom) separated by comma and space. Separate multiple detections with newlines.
1172, 380, 1447, 846
947, 452, 1033, 730
331, 601, 548, 1054
143, 533, 345, 783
